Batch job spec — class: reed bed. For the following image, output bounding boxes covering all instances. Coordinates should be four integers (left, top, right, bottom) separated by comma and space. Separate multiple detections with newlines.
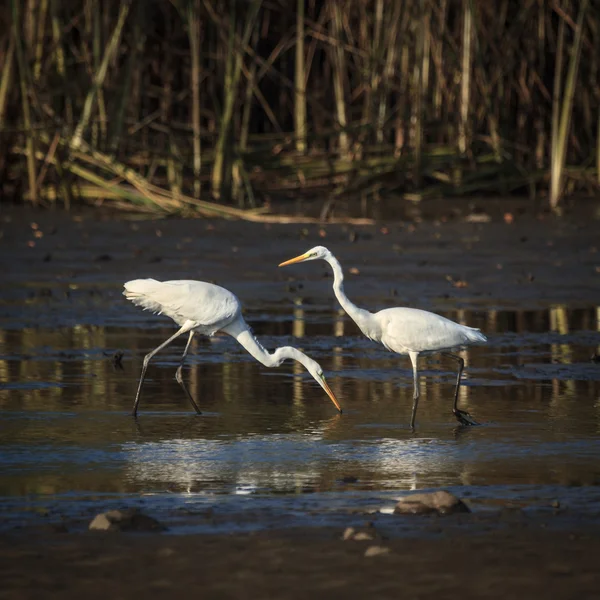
0, 0, 597, 218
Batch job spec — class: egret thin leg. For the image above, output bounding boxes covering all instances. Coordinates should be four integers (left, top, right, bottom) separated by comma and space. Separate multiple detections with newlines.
124, 279, 342, 415
132, 323, 194, 416
175, 331, 202, 414
409, 351, 420, 430
278, 247, 487, 425
442, 352, 478, 426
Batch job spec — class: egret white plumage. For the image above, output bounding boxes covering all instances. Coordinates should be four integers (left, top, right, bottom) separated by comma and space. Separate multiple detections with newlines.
123, 278, 341, 416
279, 247, 487, 428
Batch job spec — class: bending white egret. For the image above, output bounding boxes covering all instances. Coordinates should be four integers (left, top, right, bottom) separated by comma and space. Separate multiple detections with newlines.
279, 247, 487, 428
123, 278, 342, 416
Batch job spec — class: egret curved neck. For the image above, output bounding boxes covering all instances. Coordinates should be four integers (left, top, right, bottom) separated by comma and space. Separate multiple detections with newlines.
223, 320, 311, 369
325, 254, 374, 336
223, 320, 277, 367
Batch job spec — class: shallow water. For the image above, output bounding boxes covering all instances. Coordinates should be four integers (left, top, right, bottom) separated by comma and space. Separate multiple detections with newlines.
1, 208, 599, 531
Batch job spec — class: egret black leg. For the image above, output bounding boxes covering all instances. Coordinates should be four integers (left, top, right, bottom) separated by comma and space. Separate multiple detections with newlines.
442, 352, 478, 426
175, 331, 202, 414
409, 352, 420, 430
132, 323, 194, 416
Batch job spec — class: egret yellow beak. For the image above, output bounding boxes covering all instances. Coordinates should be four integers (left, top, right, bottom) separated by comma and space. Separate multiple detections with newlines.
278, 252, 311, 267
321, 377, 342, 413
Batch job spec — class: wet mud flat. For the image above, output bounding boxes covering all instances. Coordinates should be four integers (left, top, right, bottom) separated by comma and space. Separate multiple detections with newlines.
1, 202, 600, 598
2, 511, 600, 600
1, 201, 599, 312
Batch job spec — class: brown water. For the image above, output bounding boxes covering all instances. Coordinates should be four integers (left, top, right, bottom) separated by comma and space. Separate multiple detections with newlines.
0, 206, 599, 530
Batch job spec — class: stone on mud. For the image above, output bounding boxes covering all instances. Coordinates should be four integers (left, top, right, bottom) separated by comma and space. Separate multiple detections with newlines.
89, 508, 165, 532
394, 490, 470, 516
342, 524, 384, 549
342, 525, 378, 542
364, 545, 390, 557
353, 532, 375, 541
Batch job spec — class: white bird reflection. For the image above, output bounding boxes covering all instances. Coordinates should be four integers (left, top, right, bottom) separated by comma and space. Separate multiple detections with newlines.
123, 434, 332, 495
122, 426, 465, 495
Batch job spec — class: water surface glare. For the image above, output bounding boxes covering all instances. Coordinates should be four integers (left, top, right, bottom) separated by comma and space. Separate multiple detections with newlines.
3, 208, 600, 532
1, 302, 600, 507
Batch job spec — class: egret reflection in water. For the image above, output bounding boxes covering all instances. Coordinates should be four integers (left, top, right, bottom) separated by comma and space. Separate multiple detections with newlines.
0, 304, 600, 498
122, 425, 461, 494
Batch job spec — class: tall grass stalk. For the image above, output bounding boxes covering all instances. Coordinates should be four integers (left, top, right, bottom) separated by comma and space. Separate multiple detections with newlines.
33, 0, 48, 82
188, 0, 203, 198
11, 0, 38, 204
370, 0, 383, 144
329, 0, 349, 159
211, 0, 262, 200
71, 1, 130, 150
550, 0, 589, 207
294, 0, 307, 154
458, 0, 473, 155
0, 34, 15, 127
91, 0, 108, 148
597, 111, 600, 185
49, 0, 71, 124
109, 0, 145, 152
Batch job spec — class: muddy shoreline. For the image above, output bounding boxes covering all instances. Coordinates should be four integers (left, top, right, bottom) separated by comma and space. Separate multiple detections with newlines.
3, 512, 600, 599
2, 202, 599, 312
1, 203, 600, 598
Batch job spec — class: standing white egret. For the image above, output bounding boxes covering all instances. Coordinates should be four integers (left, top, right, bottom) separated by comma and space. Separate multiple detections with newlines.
123, 278, 342, 416
279, 247, 487, 428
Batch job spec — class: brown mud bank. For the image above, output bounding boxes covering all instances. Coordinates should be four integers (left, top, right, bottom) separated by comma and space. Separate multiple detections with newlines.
2, 512, 600, 600
1, 201, 599, 312
1, 202, 600, 598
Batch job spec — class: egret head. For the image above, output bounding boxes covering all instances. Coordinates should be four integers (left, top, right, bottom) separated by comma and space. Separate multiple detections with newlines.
303, 355, 342, 413
276, 346, 341, 413
278, 246, 330, 267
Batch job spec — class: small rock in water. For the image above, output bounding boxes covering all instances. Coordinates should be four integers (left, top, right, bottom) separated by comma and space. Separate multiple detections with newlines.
340, 475, 358, 484
464, 213, 491, 224
353, 532, 375, 541
89, 508, 165, 532
394, 490, 470, 516
89, 513, 112, 531
111, 351, 124, 370
342, 526, 377, 542
364, 545, 390, 558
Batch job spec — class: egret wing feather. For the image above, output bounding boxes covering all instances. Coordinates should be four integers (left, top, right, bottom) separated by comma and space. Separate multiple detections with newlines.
124, 279, 241, 332
377, 307, 486, 355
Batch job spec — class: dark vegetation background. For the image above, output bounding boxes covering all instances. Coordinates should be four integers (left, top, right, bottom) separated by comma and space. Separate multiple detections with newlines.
0, 0, 597, 217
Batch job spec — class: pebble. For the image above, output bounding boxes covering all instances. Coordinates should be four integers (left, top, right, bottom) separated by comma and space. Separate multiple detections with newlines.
342, 527, 375, 541
340, 475, 358, 484
394, 490, 470, 515
89, 508, 165, 532
364, 545, 390, 558
353, 532, 375, 541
